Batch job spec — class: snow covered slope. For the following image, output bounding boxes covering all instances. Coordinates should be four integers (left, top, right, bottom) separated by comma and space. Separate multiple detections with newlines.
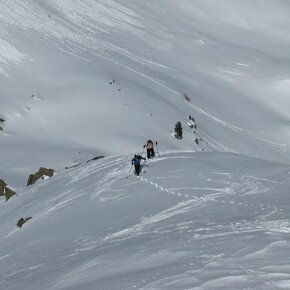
1, 152, 290, 289
1, 0, 290, 186
1, 1, 290, 289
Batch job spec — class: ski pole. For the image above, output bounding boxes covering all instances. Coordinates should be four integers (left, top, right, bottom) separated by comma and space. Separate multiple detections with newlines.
126, 165, 133, 179
141, 145, 145, 157
156, 143, 160, 157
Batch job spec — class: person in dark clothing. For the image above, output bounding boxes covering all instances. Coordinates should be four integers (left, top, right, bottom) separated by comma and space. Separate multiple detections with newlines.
131, 154, 146, 176
143, 140, 158, 159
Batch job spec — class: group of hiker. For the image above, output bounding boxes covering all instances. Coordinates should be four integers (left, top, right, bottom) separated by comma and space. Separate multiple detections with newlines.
131, 140, 158, 176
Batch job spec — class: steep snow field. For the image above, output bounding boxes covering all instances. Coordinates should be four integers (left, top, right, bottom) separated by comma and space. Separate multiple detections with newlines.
1, 0, 290, 289
1, 0, 290, 185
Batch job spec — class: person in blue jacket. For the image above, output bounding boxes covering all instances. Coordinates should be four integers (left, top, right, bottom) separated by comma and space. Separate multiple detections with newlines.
131, 154, 146, 176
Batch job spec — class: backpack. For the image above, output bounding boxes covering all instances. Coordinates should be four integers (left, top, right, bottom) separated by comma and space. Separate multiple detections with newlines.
132, 155, 142, 165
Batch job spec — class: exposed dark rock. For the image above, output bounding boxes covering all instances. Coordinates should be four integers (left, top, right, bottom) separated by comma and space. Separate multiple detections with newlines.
17, 217, 32, 228
0, 179, 17, 201
4, 187, 17, 201
0, 116, 5, 130
183, 93, 191, 102
174, 121, 183, 139
0, 179, 7, 196
87, 156, 104, 163
27, 167, 55, 186
65, 163, 81, 169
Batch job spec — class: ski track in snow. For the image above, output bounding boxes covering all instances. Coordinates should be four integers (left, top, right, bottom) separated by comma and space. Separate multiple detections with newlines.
139, 175, 279, 221
1, 0, 289, 169
97, 154, 282, 246
102, 198, 204, 243
0, 152, 289, 290
187, 101, 289, 159
0, 0, 172, 80
0, 38, 24, 76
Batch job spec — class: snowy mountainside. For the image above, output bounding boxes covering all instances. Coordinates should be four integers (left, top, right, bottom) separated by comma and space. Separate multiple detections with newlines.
1, 1, 290, 185
1, 152, 290, 289
1, 1, 290, 289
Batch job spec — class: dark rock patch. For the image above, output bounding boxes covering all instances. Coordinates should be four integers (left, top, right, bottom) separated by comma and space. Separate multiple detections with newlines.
87, 156, 104, 163
17, 217, 32, 228
27, 167, 55, 186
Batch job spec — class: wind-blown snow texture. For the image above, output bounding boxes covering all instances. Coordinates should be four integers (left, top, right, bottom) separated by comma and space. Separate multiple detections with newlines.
1, 153, 290, 289
0, 1, 290, 289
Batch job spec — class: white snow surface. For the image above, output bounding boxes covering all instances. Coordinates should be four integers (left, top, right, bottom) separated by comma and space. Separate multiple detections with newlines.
1, 153, 290, 289
1, 1, 290, 289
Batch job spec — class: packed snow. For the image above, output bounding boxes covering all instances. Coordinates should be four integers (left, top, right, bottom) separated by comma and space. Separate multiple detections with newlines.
0, 0, 290, 289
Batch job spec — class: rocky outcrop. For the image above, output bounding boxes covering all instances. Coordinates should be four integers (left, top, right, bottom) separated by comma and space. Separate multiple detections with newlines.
27, 167, 55, 186
4, 187, 17, 201
0, 117, 5, 131
188, 115, 197, 129
0, 179, 17, 201
16, 217, 32, 228
0, 179, 7, 196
